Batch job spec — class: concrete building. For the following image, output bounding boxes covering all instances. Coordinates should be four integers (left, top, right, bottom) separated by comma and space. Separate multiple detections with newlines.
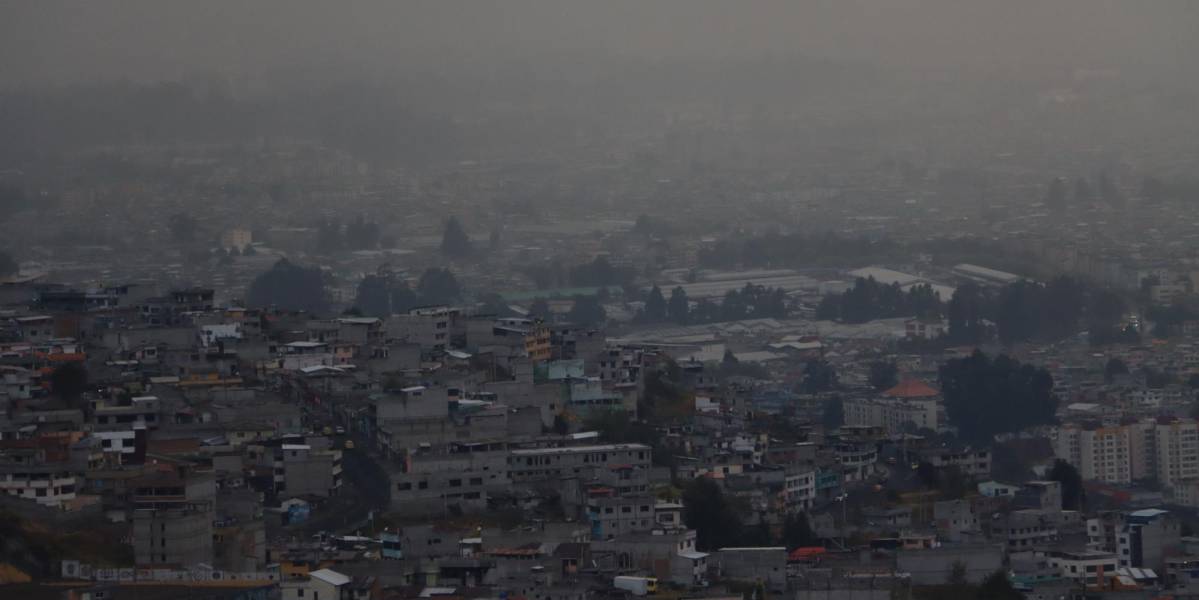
132, 505, 214, 568
921, 446, 991, 478
1047, 550, 1118, 586
507, 444, 651, 483
0, 463, 77, 507
713, 547, 787, 593
843, 380, 940, 434
1053, 425, 1131, 484
389, 307, 460, 352
1155, 420, 1199, 488
390, 451, 509, 515
1118, 508, 1181, 572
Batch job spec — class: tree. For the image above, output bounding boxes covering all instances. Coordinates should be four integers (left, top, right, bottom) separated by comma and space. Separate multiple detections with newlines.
977, 570, 1022, 600
1049, 459, 1084, 510
1046, 177, 1067, 210
528, 298, 551, 320
440, 216, 471, 258
355, 273, 412, 317
1104, 358, 1129, 383
1074, 177, 1093, 205
668, 286, 691, 325
822, 397, 844, 430
49, 362, 88, 407
782, 512, 819, 550
1099, 171, 1125, 209
344, 216, 381, 251
645, 285, 667, 321
246, 259, 329, 313
869, 361, 899, 391
947, 284, 986, 344
569, 256, 633, 288
567, 295, 606, 327
940, 350, 1058, 444
947, 561, 968, 586
0, 251, 16, 278
681, 477, 743, 551
801, 359, 837, 394
315, 220, 344, 255
417, 268, 461, 306
167, 213, 198, 242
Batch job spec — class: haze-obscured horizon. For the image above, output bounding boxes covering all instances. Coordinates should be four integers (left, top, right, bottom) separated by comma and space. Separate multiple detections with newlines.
3, 0, 1198, 88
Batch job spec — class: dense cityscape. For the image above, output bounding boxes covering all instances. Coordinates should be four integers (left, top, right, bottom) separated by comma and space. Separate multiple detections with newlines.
4, 2, 1199, 600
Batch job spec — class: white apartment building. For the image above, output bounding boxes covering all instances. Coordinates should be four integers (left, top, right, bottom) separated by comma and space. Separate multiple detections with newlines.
0, 465, 77, 507
782, 468, 817, 511
1053, 425, 1131, 484
1155, 420, 1199, 488
1048, 550, 1119, 586
843, 397, 938, 434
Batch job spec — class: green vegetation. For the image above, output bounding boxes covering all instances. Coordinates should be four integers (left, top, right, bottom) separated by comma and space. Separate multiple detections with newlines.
868, 360, 899, 391
940, 350, 1058, 444
0, 250, 16, 278
801, 359, 838, 394
246, 258, 329, 313
354, 271, 418, 317
440, 216, 471, 258
817, 278, 942, 323
49, 362, 88, 408
1049, 459, 1085, 511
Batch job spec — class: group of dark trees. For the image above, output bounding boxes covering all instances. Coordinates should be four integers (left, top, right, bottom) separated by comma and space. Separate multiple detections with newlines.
868, 360, 899, 391
246, 259, 329, 313
522, 256, 636, 291
0, 182, 33, 215
566, 294, 606, 327
640, 283, 787, 325
944, 277, 1130, 346
1049, 460, 1085, 511
353, 267, 462, 316
917, 568, 1023, 600
0, 251, 16, 278
940, 350, 1058, 444
441, 216, 471, 258
1146, 302, 1199, 338
698, 232, 901, 270
1044, 172, 1125, 210
801, 358, 838, 394
816, 278, 942, 323
167, 212, 200, 243
316, 216, 387, 254
680, 478, 824, 552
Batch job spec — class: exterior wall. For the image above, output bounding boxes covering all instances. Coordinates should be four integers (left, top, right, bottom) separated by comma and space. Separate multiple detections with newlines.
390, 452, 509, 515
282, 449, 341, 498
783, 469, 817, 511
1156, 421, 1199, 488
132, 506, 215, 568
507, 444, 651, 483
0, 467, 77, 507
896, 545, 1005, 585
587, 494, 657, 539
1048, 552, 1118, 585
714, 548, 787, 593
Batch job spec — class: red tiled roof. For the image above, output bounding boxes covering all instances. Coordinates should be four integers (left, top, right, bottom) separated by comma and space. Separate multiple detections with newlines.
882, 380, 939, 398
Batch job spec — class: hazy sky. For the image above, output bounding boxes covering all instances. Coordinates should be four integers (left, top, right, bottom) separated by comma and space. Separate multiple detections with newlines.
2, 1, 1197, 86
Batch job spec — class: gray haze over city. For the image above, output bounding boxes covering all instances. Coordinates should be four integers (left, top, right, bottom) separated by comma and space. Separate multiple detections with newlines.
3, 2, 1199, 599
